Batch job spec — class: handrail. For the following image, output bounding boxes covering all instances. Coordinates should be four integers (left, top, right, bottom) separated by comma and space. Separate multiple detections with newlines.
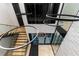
43, 14, 79, 27
46, 14, 79, 21
0, 25, 39, 50
43, 19, 63, 27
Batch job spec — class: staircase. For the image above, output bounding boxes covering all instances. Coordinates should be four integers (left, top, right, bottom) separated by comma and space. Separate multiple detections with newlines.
5, 27, 30, 56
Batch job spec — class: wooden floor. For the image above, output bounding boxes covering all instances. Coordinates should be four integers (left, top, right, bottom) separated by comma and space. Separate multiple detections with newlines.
52, 45, 59, 54
38, 45, 54, 56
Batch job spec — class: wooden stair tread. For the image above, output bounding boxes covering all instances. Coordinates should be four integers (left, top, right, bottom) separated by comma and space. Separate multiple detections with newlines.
17, 37, 27, 39
11, 52, 25, 55
18, 35, 27, 37
13, 49, 26, 51
17, 36, 27, 38
19, 33, 26, 35
14, 44, 27, 47
16, 39, 27, 42
16, 40, 27, 43
16, 43, 25, 45
17, 38, 27, 39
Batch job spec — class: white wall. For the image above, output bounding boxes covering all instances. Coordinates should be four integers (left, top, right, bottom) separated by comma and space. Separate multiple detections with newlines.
60, 3, 79, 31
0, 37, 15, 56
56, 3, 79, 56
0, 3, 19, 34
25, 24, 56, 33
56, 21, 79, 56
0, 3, 19, 26
0, 3, 19, 55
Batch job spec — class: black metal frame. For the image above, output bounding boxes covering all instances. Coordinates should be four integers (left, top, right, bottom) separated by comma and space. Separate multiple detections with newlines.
12, 3, 24, 26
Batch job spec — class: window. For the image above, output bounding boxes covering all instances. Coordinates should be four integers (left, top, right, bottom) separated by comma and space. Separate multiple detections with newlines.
24, 3, 60, 24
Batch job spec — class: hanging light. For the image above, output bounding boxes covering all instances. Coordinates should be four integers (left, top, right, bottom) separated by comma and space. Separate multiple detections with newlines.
0, 25, 39, 50
43, 14, 79, 27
